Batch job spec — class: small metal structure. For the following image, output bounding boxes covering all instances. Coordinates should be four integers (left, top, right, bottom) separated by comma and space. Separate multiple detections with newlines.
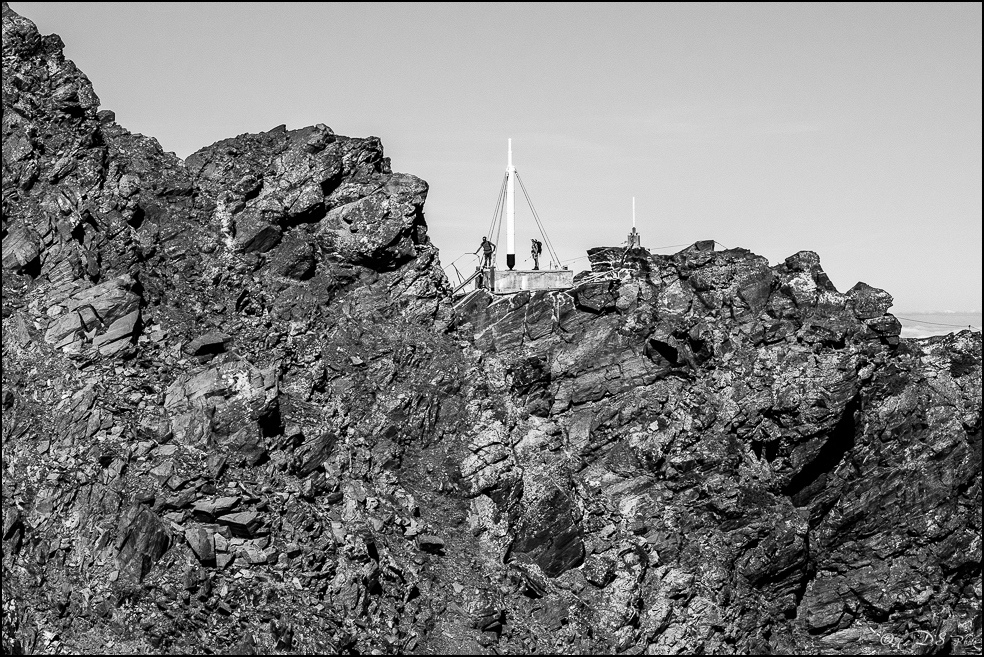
490, 267, 573, 293
627, 196, 642, 247
470, 140, 573, 294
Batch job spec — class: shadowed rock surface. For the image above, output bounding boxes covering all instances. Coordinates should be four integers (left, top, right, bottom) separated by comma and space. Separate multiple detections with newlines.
2, 4, 981, 654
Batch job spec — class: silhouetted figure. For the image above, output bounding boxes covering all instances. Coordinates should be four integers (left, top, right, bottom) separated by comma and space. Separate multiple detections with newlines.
531, 238, 543, 270
476, 237, 495, 268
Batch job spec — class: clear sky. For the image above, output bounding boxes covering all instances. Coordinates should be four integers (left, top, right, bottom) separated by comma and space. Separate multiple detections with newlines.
13, 2, 982, 311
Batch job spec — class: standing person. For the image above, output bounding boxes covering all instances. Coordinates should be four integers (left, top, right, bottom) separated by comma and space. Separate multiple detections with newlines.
476, 237, 496, 268
531, 238, 543, 270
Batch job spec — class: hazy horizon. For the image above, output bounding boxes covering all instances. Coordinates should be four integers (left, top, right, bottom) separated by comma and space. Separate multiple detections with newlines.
896, 310, 984, 315
13, 2, 982, 312
897, 311, 982, 339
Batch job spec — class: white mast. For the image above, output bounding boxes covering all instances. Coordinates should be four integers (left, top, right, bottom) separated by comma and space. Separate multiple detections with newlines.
628, 196, 641, 248
506, 139, 516, 270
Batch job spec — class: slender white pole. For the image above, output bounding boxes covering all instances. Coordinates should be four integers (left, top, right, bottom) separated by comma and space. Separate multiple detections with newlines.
628, 196, 641, 247
506, 139, 516, 270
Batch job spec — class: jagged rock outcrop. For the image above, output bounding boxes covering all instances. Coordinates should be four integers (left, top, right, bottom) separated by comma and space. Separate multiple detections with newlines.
2, 4, 981, 655
451, 242, 980, 653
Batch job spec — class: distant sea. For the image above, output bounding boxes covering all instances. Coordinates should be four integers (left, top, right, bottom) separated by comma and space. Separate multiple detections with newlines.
894, 312, 983, 339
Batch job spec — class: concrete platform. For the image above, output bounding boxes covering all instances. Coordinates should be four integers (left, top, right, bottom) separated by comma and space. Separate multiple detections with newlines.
492, 269, 574, 294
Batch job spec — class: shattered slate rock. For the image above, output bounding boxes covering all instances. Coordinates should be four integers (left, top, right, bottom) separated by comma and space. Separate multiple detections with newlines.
184, 526, 215, 564
43, 275, 141, 354
267, 235, 316, 280
216, 511, 263, 538
115, 507, 173, 583
182, 331, 231, 356
91, 309, 139, 356
233, 212, 283, 253
1, 223, 40, 272
192, 496, 241, 521
1, 4, 980, 656
416, 534, 445, 554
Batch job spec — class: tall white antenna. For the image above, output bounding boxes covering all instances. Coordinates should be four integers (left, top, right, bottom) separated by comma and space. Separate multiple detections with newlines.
506, 139, 516, 270
628, 196, 641, 248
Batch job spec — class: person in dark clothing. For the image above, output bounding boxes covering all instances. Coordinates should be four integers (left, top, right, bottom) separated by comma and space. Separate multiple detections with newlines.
476, 237, 495, 268
531, 238, 543, 270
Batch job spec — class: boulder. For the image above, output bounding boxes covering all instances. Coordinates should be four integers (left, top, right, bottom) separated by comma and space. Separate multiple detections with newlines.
573, 280, 619, 313
267, 235, 316, 280
44, 275, 141, 353
508, 486, 585, 577
91, 309, 139, 356
185, 526, 215, 564
846, 281, 894, 319
416, 534, 445, 554
115, 507, 172, 583
192, 496, 241, 521
233, 211, 282, 253
1, 223, 40, 271
217, 511, 263, 538
182, 331, 231, 356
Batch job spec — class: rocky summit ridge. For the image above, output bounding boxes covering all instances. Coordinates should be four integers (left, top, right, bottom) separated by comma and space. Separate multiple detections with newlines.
2, 4, 981, 655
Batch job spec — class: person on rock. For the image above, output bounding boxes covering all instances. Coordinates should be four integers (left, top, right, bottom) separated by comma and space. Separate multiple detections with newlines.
531, 238, 543, 270
476, 237, 495, 268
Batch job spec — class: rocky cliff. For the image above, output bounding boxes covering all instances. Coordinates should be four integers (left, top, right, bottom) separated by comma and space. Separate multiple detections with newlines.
2, 4, 981, 654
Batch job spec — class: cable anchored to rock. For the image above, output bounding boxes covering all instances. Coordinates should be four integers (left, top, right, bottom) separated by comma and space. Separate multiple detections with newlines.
515, 172, 561, 269
895, 316, 981, 330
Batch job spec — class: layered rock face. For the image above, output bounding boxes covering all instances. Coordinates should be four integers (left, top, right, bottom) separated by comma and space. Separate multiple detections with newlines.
2, 5, 981, 655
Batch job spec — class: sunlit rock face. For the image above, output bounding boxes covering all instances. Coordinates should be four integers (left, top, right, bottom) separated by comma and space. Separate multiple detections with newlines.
2, 3, 980, 654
